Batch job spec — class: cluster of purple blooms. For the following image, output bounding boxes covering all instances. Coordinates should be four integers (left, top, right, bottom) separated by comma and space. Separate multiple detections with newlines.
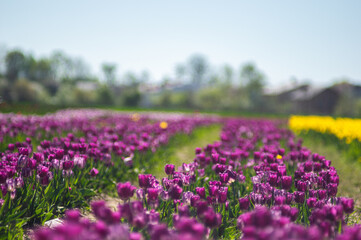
0, 110, 216, 204
35, 117, 360, 239
0, 111, 359, 239
35, 200, 211, 240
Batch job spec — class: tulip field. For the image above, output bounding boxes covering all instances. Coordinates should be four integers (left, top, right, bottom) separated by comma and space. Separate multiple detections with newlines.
0, 109, 360, 239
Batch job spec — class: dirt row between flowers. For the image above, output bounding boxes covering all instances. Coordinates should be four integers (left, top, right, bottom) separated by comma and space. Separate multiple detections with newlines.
149, 124, 222, 179
73, 125, 221, 217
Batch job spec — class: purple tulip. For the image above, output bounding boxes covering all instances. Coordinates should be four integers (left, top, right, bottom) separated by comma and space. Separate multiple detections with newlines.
217, 187, 228, 204
195, 147, 202, 154
0, 170, 7, 184
202, 208, 222, 228
196, 187, 206, 199
239, 197, 250, 210
19, 147, 30, 156
281, 176, 292, 190
33, 152, 44, 163
318, 189, 327, 200
39, 175, 50, 186
341, 198, 354, 214
314, 162, 322, 172
289, 208, 299, 221
63, 160, 74, 170
254, 206, 272, 228
309, 189, 317, 198
177, 205, 190, 217
219, 172, 230, 185
327, 183, 338, 197
174, 216, 206, 238
306, 197, 317, 208
196, 201, 209, 216
65, 209, 81, 222
190, 195, 201, 207
269, 173, 278, 187
94, 220, 109, 236
169, 184, 183, 199
138, 174, 152, 188
38, 166, 49, 178
274, 196, 286, 205
164, 164, 175, 175
147, 188, 159, 202
90, 168, 99, 177
148, 209, 160, 224
133, 214, 147, 228
7, 143, 15, 151
208, 185, 219, 197
294, 191, 305, 204
296, 180, 307, 192
117, 182, 136, 201
150, 223, 170, 240
304, 161, 313, 172
278, 165, 287, 176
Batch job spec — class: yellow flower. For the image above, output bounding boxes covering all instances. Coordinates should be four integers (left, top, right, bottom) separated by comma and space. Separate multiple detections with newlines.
160, 121, 168, 129
131, 113, 140, 122
276, 154, 282, 160
289, 115, 361, 144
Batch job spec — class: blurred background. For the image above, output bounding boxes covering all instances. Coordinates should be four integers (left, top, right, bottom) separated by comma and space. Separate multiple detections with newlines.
0, 0, 361, 116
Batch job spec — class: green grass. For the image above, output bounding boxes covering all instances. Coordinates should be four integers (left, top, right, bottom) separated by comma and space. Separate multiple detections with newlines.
81, 124, 222, 218
0, 103, 288, 118
148, 124, 222, 179
301, 133, 361, 224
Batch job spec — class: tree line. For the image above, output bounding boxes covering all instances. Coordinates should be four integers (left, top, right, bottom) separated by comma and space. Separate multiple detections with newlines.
0, 48, 267, 112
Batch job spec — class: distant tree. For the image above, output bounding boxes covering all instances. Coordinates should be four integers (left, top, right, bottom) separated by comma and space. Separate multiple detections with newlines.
175, 64, 186, 82
240, 63, 266, 111
5, 50, 25, 83
0, 45, 7, 77
208, 73, 221, 86
159, 77, 172, 108
23, 54, 38, 81
123, 72, 139, 86
50, 51, 91, 83
73, 88, 96, 106
222, 64, 234, 86
97, 85, 114, 105
0, 80, 11, 103
12, 78, 38, 103
102, 63, 117, 86
188, 54, 208, 87
140, 70, 150, 83
123, 88, 141, 107
195, 87, 223, 110
120, 71, 142, 107
72, 58, 91, 80
50, 51, 73, 81
24, 56, 58, 95
53, 83, 75, 106
35, 58, 53, 83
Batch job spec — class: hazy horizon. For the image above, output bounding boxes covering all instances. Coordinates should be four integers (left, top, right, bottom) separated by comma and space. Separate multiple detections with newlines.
1, 1, 361, 88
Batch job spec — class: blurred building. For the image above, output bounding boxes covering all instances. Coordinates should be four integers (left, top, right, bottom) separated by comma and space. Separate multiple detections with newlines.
267, 82, 361, 115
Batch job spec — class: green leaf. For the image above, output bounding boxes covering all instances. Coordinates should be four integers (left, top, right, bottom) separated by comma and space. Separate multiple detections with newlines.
42, 212, 55, 224
5, 208, 28, 223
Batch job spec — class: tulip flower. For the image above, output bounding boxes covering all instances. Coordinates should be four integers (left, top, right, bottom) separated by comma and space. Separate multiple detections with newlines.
117, 182, 137, 201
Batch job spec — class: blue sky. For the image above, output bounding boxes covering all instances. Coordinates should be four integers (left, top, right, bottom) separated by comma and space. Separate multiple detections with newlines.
1, 0, 361, 88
